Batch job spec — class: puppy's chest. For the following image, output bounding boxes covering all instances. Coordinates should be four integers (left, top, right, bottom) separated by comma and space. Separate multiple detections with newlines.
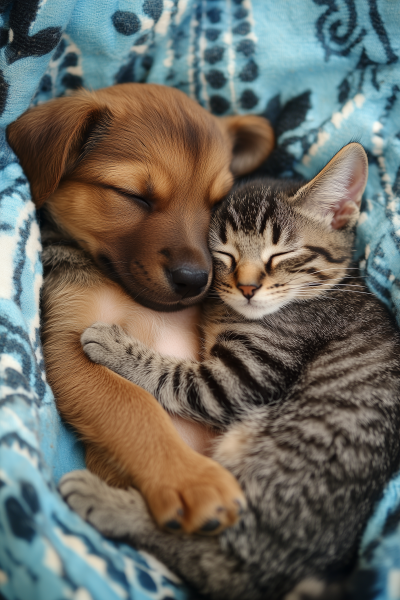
123, 304, 202, 360
122, 303, 220, 456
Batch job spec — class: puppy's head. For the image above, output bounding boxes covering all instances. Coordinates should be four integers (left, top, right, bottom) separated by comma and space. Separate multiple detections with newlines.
7, 84, 274, 311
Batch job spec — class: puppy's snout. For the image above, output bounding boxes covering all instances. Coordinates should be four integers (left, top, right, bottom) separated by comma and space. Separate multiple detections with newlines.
169, 267, 209, 299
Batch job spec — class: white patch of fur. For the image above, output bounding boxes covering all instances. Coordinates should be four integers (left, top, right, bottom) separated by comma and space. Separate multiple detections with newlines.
94, 287, 201, 360
215, 423, 250, 462
284, 578, 326, 600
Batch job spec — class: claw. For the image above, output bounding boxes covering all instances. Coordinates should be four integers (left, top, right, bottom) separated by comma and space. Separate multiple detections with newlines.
200, 519, 221, 533
164, 519, 182, 531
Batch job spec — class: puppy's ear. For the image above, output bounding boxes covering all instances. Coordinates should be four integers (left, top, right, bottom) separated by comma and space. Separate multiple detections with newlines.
7, 93, 110, 207
220, 115, 274, 177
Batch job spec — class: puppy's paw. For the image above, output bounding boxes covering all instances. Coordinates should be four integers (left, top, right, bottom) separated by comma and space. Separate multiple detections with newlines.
81, 322, 142, 370
145, 454, 246, 536
59, 470, 152, 539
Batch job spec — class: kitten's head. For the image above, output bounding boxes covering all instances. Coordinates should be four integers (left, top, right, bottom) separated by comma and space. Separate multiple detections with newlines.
210, 143, 368, 319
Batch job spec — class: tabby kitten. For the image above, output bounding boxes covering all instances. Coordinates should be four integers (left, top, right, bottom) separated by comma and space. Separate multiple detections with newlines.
61, 143, 400, 600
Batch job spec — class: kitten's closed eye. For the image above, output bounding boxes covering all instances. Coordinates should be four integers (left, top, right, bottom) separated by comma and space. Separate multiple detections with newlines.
213, 250, 237, 271
264, 251, 297, 272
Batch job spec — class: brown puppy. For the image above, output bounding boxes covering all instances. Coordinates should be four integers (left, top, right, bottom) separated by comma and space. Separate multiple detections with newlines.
7, 83, 274, 534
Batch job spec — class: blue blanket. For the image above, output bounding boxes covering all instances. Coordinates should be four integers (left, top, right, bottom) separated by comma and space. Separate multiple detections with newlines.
1, 1, 400, 599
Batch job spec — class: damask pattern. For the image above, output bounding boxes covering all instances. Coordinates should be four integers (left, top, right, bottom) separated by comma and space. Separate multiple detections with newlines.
0, 1, 400, 599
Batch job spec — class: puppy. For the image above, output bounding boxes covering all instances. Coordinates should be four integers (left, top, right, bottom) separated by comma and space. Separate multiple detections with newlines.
7, 83, 274, 534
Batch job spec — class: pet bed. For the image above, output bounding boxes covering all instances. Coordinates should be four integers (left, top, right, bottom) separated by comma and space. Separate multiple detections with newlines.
1, 1, 400, 599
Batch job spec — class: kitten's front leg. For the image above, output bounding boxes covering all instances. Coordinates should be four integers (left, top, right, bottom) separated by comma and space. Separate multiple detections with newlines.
82, 322, 263, 428
81, 322, 159, 386
82, 322, 228, 427
81, 323, 188, 414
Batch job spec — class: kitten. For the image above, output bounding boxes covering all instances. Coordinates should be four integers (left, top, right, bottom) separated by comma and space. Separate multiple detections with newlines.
60, 143, 400, 600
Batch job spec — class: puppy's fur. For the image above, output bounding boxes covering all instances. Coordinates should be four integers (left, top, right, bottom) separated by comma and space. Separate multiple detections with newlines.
7, 83, 274, 533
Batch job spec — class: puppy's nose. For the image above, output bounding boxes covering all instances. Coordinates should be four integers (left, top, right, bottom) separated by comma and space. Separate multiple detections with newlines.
170, 267, 209, 298
238, 283, 260, 299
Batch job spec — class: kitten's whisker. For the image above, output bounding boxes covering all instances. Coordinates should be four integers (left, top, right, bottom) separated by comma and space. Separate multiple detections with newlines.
304, 282, 369, 289
288, 273, 341, 284
319, 289, 376, 295
283, 279, 343, 290
290, 283, 368, 290
294, 289, 376, 297
287, 267, 362, 283
309, 266, 360, 273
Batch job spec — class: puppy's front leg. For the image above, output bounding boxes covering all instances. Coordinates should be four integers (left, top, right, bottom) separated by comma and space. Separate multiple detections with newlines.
42, 274, 244, 534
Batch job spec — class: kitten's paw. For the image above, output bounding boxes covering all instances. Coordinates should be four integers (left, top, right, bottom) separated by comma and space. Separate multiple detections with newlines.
81, 322, 141, 369
145, 454, 246, 536
59, 470, 151, 539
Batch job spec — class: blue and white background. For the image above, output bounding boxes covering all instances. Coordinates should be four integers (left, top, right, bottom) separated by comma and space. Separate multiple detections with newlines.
1, 1, 400, 599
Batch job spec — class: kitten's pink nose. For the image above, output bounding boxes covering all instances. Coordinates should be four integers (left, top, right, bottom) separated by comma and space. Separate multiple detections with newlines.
238, 284, 260, 299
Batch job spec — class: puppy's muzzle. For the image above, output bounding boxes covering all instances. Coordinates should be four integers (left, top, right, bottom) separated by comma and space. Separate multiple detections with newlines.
168, 266, 209, 299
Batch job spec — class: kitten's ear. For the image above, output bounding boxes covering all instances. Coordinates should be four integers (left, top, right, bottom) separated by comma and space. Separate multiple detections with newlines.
291, 143, 368, 229
218, 115, 275, 177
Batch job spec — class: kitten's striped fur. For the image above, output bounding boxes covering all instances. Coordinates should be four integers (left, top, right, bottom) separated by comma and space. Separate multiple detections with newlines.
62, 144, 400, 600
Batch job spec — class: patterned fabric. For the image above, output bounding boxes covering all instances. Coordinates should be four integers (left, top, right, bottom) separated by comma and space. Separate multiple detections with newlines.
1, 1, 400, 599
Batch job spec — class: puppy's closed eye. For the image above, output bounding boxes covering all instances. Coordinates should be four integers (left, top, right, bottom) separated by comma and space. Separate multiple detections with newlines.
109, 186, 152, 210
